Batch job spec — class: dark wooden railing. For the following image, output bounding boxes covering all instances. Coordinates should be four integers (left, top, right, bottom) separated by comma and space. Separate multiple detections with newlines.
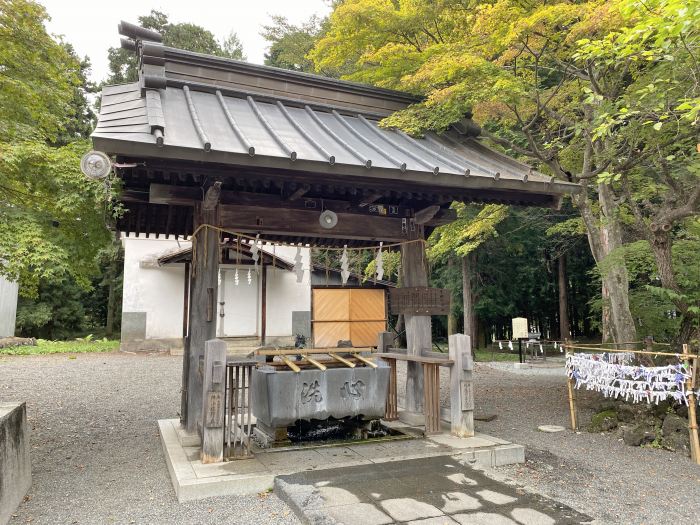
224, 357, 256, 459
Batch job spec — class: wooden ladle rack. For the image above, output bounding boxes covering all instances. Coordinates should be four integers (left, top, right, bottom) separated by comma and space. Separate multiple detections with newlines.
255, 347, 378, 372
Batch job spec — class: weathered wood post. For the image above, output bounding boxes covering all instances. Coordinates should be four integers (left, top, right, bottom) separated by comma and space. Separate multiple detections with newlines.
201, 339, 227, 463
401, 227, 430, 413
184, 186, 221, 433
378, 331, 398, 421
448, 333, 474, 437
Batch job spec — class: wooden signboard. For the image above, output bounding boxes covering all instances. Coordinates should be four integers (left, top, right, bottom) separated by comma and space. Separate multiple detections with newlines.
512, 317, 529, 339
389, 287, 450, 315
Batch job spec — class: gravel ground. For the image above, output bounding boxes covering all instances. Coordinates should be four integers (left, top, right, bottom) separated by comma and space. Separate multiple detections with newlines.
2, 353, 698, 525
397, 361, 700, 524
0, 352, 299, 525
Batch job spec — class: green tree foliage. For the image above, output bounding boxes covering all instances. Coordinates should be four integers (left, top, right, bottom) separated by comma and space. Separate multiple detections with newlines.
0, 0, 81, 141
262, 15, 326, 73
106, 10, 246, 84
310, 0, 700, 344
0, 1, 113, 301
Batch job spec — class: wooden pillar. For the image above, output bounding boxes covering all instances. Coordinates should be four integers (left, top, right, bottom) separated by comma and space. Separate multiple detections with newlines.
180, 261, 191, 425
184, 200, 220, 433
401, 228, 430, 413
378, 331, 393, 353
201, 339, 227, 463
449, 333, 474, 437
260, 265, 267, 345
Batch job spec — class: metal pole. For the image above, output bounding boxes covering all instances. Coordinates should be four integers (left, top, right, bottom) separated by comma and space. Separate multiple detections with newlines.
518, 338, 523, 364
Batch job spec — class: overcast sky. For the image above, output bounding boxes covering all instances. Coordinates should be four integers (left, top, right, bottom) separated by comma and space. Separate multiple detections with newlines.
41, 0, 331, 83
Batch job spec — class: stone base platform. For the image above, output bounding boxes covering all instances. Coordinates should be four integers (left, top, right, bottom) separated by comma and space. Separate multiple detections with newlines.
158, 414, 525, 502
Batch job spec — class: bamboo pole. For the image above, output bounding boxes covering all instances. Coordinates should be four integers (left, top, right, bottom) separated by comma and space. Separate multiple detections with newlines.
330, 353, 356, 368
564, 344, 697, 359
354, 354, 378, 368
683, 344, 700, 465
565, 349, 578, 431
280, 355, 301, 372
256, 347, 373, 356
304, 355, 327, 371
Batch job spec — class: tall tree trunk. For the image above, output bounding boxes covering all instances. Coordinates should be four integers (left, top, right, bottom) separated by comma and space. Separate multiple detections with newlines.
649, 226, 698, 345
574, 185, 637, 344
558, 254, 570, 341
461, 254, 475, 339
447, 256, 458, 335
104, 235, 119, 338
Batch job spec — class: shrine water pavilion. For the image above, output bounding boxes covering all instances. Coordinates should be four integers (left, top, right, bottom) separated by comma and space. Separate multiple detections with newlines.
90, 21, 578, 466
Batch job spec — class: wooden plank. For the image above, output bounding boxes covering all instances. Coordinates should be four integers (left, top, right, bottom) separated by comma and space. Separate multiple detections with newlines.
448, 334, 474, 438
201, 339, 226, 463
220, 204, 409, 241
389, 287, 451, 315
350, 289, 386, 320
313, 289, 350, 321
351, 321, 387, 347
314, 321, 350, 348
379, 352, 453, 365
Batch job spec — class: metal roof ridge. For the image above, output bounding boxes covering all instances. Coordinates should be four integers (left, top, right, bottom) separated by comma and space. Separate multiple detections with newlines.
161, 46, 422, 104
163, 78, 393, 120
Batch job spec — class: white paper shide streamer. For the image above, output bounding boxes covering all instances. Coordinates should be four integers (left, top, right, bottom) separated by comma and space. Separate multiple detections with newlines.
294, 246, 304, 283
340, 245, 350, 285
375, 242, 384, 281
566, 353, 699, 406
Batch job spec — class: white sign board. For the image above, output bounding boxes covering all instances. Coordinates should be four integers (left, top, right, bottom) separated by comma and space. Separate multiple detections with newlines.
512, 317, 529, 340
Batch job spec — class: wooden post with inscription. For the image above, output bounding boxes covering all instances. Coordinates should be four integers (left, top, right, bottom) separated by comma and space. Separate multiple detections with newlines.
201, 339, 227, 463
184, 187, 220, 433
400, 226, 430, 413
449, 333, 475, 437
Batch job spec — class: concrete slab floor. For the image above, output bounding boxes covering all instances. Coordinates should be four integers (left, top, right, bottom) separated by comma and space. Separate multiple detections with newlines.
158, 418, 526, 502
275, 456, 592, 525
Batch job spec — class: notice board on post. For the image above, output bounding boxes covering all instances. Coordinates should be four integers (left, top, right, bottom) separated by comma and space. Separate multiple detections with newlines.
388, 287, 450, 316
512, 317, 529, 339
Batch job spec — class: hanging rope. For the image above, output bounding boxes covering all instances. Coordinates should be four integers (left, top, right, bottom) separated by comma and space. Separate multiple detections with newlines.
187, 224, 428, 277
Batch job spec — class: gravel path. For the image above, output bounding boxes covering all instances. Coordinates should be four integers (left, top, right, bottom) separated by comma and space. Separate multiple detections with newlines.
0, 353, 299, 525
397, 362, 700, 524
2, 353, 698, 524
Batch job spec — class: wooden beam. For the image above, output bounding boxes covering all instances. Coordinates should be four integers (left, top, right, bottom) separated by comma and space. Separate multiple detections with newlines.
202, 181, 222, 210
414, 205, 440, 225
287, 183, 311, 201
425, 207, 457, 227
358, 192, 382, 207
219, 204, 409, 241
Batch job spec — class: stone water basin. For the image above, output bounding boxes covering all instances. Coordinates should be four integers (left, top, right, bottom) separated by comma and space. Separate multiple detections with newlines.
252, 360, 390, 429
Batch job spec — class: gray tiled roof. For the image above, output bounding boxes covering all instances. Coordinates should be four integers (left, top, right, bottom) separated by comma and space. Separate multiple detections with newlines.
93, 82, 572, 192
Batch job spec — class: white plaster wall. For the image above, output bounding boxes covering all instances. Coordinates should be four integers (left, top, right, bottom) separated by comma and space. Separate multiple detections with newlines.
0, 276, 18, 337
218, 266, 259, 336
265, 247, 311, 337
122, 236, 187, 340
122, 238, 311, 340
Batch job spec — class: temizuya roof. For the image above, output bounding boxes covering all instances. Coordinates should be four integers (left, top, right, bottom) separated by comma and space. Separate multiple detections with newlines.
92, 28, 579, 208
